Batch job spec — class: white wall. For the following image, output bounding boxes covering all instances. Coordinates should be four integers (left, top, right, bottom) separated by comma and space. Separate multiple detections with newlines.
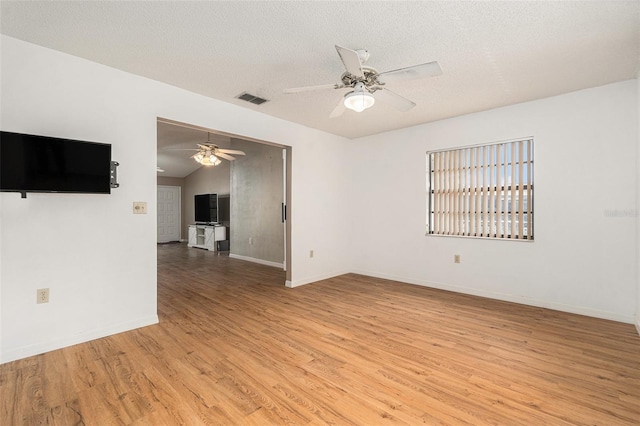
286, 131, 353, 287
1, 36, 160, 363
0, 36, 351, 363
349, 80, 638, 324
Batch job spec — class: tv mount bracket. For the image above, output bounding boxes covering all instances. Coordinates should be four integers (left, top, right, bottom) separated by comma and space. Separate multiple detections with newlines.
110, 161, 120, 189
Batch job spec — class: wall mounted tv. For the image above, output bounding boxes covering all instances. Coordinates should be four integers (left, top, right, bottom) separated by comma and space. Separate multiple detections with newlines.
194, 193, 218, 224
0, 131, 113, 196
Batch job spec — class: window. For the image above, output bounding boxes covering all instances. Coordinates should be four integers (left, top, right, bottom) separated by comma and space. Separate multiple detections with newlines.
427, 138, 534, 240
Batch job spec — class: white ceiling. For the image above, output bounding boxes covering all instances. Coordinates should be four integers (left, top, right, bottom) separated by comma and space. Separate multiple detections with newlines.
1, 1, 639, 154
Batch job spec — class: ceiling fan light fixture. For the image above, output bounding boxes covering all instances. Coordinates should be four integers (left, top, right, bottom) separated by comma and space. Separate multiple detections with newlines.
194, 150, 221, 166
208, 155, 222, 166
344, 84, 375, 112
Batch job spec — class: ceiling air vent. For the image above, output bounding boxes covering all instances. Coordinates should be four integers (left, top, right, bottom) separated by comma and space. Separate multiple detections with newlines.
236, 92, 269, 105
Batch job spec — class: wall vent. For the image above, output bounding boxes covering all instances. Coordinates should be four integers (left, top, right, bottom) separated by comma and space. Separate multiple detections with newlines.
236, 92, 269, 105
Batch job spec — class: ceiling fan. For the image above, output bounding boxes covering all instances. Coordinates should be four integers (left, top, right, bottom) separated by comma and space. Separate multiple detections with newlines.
283, 45, 442, 117
166, 133, 246, 166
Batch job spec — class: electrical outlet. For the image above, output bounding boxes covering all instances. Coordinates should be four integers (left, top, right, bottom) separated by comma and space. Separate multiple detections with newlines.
310, 250, 314, 258
249, 237, 253, 245
37, 288, 49, 304
133, 202, 147, 214
454, 254, 461, 264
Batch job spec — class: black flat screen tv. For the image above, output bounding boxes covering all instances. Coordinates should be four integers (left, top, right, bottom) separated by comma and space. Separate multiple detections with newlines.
0, 131, 112, 195
194, 193, 218, 223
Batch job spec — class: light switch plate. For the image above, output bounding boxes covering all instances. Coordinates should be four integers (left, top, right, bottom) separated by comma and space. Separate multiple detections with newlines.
133, 202, 147, 214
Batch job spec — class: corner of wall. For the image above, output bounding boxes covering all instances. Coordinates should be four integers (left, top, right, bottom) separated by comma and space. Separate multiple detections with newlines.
285, 270, 350, 288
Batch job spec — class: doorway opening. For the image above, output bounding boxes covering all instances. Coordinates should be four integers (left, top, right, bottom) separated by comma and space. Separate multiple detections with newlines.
156, 117, 292, 283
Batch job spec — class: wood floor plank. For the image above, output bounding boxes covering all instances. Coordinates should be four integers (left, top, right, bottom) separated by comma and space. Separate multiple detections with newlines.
1, 242, 639, 425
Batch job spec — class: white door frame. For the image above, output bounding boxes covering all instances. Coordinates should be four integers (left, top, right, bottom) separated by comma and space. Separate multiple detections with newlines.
282, 148, 287, 271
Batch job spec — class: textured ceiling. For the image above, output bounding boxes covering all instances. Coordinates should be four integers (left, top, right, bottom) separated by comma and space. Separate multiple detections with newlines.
1, 1, 639, 153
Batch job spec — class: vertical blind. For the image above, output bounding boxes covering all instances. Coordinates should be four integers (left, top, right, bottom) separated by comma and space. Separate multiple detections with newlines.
427, 139, 533, 240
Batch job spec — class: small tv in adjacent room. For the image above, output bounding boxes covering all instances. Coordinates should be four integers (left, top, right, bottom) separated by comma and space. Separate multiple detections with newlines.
0, 130, 113, 195
194, 193, 218, 224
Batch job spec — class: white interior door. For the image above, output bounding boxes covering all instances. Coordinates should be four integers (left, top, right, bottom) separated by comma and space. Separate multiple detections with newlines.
157, 185, 181, 243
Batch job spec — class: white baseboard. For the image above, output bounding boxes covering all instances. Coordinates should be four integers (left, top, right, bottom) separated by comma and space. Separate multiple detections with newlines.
635, 317, 640, 336
1, 315, 158, 364
349, 269, 635, 325
285, 270, 350, 288
229, 253, 283, 269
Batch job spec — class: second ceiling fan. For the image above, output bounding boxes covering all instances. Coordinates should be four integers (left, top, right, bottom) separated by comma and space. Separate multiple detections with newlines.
283, 45, 442, 117
167, 133, 246, 166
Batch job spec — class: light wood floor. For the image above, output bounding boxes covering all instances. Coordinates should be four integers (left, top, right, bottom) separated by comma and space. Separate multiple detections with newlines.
2, 243, 640, 425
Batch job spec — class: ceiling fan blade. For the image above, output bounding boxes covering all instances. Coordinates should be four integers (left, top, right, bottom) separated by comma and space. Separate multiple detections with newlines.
216, 152, 237, 161
335, 45, 364, 78
217, 149, 246, 156
283, 83, 342, 94
375, 88, 416, 112
164, 148, 200, 151
378, 61, 442, 83
329, 97, 346, 118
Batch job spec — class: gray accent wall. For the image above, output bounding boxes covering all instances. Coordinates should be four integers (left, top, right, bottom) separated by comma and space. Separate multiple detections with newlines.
230, 139, 284, 264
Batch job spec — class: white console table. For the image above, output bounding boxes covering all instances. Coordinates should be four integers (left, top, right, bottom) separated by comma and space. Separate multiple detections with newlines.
188, 224, 227, 251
